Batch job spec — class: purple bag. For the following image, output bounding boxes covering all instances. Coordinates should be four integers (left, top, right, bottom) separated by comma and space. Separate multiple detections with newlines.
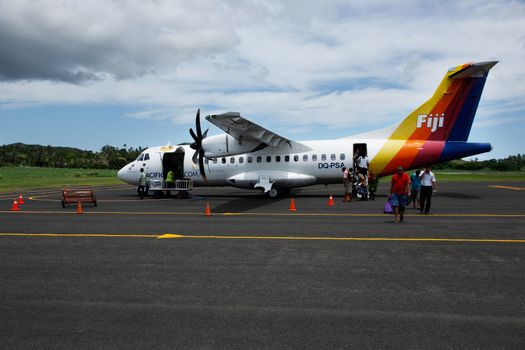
383, 200, 393, 214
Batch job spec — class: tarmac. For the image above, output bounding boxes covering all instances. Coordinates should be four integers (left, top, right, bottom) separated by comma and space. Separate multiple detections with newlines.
1, 181, 525, 349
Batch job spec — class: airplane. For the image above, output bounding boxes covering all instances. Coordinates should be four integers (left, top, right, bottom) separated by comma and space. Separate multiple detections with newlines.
118, 61, 497, 198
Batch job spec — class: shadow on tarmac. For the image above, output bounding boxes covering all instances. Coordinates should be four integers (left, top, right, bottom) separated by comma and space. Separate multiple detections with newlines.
210, 196, 286, 213
435, 192, 482, 200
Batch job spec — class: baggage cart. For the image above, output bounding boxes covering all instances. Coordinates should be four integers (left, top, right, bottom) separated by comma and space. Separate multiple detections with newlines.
61, 186, 97, 208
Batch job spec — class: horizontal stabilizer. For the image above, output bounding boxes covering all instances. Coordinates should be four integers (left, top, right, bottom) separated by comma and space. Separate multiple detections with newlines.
438, 142, 492, 163
448, 61, 498, 79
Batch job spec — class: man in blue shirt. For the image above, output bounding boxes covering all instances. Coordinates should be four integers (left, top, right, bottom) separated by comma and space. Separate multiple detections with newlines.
410, 170, 421, 209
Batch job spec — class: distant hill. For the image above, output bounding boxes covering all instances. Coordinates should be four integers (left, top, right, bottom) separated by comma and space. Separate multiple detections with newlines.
0, 143, 146, 169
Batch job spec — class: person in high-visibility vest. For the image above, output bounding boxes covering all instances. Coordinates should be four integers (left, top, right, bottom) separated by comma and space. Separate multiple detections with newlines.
166, 169, 175, 188
138, 168, 147, 199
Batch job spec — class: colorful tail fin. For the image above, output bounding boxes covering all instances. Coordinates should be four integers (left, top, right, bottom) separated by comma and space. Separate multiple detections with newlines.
389, 61, 497, 141
370, 61, 497, 176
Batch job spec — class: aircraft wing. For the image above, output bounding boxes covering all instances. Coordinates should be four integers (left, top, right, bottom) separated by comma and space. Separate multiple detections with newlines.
205, 112, 312, 152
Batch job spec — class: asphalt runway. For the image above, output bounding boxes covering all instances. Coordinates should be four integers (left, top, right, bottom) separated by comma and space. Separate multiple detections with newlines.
1, 181, 525, 349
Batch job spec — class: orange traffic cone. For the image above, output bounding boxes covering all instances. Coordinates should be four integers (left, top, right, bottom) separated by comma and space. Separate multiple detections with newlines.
17, 194, 25, 205
76, 201, 84, 214
288, 198, 297, 211
10, 200, 20, 211
327, 195, 335, 206
204, 202, 211, 216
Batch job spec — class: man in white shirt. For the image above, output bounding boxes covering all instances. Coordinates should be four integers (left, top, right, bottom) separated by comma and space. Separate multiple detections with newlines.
356, 153, 369, 177
418, 167, 437, 214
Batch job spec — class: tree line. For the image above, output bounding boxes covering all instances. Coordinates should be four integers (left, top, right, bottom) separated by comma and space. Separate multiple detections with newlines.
429, 154, 524, 171
0, 143, 523, 171
0, 143, 146, 169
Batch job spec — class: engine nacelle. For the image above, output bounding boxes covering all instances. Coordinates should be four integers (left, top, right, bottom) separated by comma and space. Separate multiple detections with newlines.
202, 134, 264, 158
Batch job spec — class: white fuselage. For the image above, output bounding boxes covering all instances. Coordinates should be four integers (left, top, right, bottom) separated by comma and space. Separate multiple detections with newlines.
117, 138, 381, 191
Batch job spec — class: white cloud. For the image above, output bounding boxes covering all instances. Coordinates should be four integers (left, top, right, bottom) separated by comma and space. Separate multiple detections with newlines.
0, 0, 524, 154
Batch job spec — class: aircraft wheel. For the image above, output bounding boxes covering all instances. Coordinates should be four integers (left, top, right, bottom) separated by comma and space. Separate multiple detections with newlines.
267, 188, 279, 198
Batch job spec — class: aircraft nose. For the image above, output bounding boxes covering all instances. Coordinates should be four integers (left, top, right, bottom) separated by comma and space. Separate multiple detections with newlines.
117, 166, 125, 180
117, 165, 131, 183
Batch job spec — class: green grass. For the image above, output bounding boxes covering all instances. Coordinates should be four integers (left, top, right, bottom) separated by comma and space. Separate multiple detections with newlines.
370, 169, 525, 184
0, 167, 123, 193
0, 167, 523, 193
429, 170, 524, 182
377, 170, 524, 183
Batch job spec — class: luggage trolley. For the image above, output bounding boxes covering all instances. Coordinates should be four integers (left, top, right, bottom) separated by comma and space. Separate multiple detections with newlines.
146, 178, 193, 199
61, 186, 97, 207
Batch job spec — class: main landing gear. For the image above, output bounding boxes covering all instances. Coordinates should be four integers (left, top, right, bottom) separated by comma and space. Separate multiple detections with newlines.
266, 187, 290, 198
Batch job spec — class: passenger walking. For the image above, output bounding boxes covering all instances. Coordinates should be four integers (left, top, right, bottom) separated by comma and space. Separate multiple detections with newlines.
419, 167, 437, 214
410, 170, 421, 209
356, 152, 369, 178
342, 167, 352, 202
355, 171, 368, 200
389, 166, 410, 223
353, 150, 360, 170
368, 170, 378, 200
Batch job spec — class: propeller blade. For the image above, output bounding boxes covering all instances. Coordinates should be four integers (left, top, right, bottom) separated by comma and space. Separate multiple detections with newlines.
192, 150, 198, 165
189, 108, 207, 181
189, 128, 198, 142
195, 109, 202, 138
198, 149, 207, 180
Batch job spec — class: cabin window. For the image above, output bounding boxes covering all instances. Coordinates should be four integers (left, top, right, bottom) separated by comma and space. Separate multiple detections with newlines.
303, 155, 308, 161
276, 156, 281, 162
331, 154, 336, 161
247, 156, 253, 163
266, 156, 272, 162
312, 154, 317, 161
285, 155, 290, 162
257, 156, 262, 163
230, 157, 235, 164
239, 157, 244, 164
221, 157, 226, 164
321, 154, 327, 161
340, 153, 345, 160
144, 153, 150, 161
294, 155, 299, 162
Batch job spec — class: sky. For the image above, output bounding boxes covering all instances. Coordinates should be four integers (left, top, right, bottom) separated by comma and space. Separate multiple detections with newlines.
0, 0, 524, 160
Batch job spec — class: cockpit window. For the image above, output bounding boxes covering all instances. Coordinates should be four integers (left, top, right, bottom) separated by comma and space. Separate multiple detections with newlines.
137, 154, 144, 161
144, 153, 150, 161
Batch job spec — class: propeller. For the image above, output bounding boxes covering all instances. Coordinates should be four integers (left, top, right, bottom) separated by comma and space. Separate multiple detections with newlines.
189, 109, 208, 180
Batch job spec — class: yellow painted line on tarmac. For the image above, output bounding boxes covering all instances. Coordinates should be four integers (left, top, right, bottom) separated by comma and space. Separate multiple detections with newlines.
0, 233, 157, 238
27, 198, 151, 202
0, 210, 525, 217
0, 210, 203, 215
1, 232, 525, 244
158, 234, 525, 243
222, 212, 525, 217
24, 186, 131, 200
489, 185, 525, 191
